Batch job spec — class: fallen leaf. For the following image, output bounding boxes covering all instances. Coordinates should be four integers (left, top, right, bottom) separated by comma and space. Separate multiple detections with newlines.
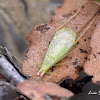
22, 1, 100, 83
84, 21, 100, 84
55, 0, 89, 14
17, 80, 74, 100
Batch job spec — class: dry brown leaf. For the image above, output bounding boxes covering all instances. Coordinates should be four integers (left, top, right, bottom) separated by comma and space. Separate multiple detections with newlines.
84, 21, 100, 84
22, 1, 100, 83
55, 0, 89, 14
17, 80, 74, 100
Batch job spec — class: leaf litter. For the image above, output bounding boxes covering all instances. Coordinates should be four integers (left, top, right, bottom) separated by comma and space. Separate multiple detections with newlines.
17, 80, 74, 100
84, 21, 100, 84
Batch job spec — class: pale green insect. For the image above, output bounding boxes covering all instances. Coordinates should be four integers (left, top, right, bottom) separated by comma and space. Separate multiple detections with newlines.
36, 5, 98, 77
37, 27, 76, 77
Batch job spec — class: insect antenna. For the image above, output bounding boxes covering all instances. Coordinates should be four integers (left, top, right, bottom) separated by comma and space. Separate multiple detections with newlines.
0, 45, 23, 63
56, 6, 82, 32
54, 11, 99, 67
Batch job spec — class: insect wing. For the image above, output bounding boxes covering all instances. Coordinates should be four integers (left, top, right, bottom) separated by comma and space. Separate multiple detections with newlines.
38, 28, 76, 76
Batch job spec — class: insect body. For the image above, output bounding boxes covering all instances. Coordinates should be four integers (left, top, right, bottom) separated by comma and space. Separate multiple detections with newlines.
37, 28, 76, 77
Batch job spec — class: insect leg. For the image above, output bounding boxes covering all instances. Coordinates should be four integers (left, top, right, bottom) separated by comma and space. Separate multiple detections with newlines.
45, 72, 54, 82
40, 38, 45, 58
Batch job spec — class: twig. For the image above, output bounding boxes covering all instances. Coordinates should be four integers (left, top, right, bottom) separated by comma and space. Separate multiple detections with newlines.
0, 81, 16, 100
0, 48, 53, 100
0, 47, 28, 85
0, 53, 25, 85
